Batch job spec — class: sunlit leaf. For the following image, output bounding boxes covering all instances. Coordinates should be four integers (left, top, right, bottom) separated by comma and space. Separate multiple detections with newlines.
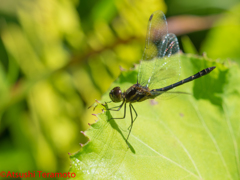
70, 54, 239, 179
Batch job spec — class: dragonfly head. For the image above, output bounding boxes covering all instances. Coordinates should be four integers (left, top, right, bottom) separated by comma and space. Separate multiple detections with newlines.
109, 87, 123, 102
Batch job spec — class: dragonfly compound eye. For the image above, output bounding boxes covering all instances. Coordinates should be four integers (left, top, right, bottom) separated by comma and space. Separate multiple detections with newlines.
109, 87, 123, 102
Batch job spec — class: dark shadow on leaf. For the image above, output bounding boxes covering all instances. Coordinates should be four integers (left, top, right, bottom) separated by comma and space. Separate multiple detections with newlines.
104, 105, 136, 154
193, 64, 227, 107
117, 70, 138, 85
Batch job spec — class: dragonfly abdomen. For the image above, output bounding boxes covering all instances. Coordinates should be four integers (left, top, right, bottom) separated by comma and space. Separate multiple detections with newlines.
154, 66, 216, 92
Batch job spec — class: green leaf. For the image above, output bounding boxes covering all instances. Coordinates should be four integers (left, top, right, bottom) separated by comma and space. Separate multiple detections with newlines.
201, 4, 240, 66
181, 36, 198, 54
70, 54, 240, 179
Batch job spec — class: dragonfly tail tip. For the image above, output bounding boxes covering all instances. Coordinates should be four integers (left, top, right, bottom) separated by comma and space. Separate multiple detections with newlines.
211, 66, 216, 70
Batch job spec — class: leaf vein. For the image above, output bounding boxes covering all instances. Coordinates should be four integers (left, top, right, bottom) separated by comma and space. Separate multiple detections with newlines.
223, 103, 240, 178
132, 134, 200, 179
158, 120, 202, 179
191, 100, 233, 180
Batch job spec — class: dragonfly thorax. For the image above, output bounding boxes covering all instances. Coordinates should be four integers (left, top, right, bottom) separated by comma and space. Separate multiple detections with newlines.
109, 87, 123, 102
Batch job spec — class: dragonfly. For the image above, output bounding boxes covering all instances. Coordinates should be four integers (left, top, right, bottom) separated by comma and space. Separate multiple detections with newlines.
91, 11, 215, 147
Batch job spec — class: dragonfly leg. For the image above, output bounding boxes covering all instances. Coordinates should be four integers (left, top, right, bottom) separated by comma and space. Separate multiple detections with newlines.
128, 105, 138, 130
102, 101, 112, 107
126, 103, 134, 147
105, 100, 125, 111
108, 102, 126, 121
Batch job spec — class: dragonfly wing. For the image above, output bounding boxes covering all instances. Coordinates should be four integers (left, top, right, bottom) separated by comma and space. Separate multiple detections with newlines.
137, 11, 181, 99
137, 10, 168, 87
148, 33, 180, 90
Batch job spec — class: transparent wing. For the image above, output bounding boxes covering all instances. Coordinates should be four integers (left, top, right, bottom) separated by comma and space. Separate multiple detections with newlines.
137, 11, 181, 93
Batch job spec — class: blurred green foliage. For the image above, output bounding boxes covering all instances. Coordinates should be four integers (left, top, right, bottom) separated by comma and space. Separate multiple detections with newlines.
0, 0, 240, 179
201, 4, 240, 65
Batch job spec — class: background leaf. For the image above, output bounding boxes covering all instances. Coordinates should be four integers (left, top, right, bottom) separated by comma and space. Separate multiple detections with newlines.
70, 54, 240, 179
201, 4, 240, 66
